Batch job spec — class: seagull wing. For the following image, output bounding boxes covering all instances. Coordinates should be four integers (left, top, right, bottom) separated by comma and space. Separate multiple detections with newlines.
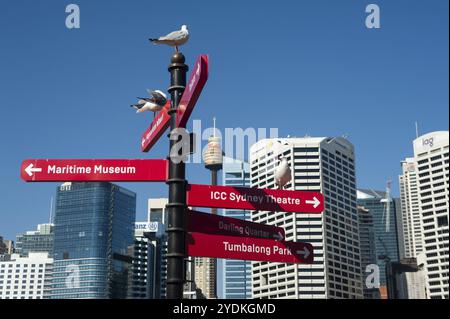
151, 91, 167, 106
159, 29, 186, 41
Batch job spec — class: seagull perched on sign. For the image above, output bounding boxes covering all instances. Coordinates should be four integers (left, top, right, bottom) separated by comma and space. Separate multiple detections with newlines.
149, 25, 189, 52
274, 156, 292, 190
131, 90, 167, 117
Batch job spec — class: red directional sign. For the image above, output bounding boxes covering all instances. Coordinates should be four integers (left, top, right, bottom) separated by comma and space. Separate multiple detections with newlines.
187, 210, 285, 241
21, 159, 168, 182
187, 184, 324, 213
176, 55, 209, 128
187, 232, 314, 264
141, 101, 171, 152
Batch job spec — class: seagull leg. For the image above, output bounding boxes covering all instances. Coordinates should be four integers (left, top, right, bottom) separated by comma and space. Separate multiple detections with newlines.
175, 46, 179, 52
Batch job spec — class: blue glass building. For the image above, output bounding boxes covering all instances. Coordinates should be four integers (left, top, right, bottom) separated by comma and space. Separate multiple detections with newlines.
220, 158, 252, 299
357, 189, 401, 288
50, 182, 136, 299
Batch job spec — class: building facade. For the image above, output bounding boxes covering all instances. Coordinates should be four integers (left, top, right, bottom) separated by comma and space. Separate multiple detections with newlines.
413, 131, 449, 299
220, 157, 252, 299
357, 206, 381, 299
130, 221, 165, 299
249, 137, 363, 299
0, 252, 53, 299
15, 224, 54, 257
50, 182, 136, 299
0, 236, 14, 259
399, 158, 424, 259
356, 189, 401, 295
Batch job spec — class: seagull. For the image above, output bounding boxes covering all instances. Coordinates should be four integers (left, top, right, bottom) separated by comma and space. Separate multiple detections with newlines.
131, 90, 167, 117
149, 25, 189, 52
274, 156, 292, 190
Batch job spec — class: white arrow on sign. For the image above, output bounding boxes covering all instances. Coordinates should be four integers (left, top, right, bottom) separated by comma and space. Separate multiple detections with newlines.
305, 196, 321, 208
25, 163, 42, 177
296, 246, 310, 259
272, 231, 284, 241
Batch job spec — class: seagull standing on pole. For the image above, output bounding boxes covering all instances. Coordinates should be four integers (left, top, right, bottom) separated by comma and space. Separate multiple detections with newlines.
131, 90, 167, 117
149, 25, 189, 52
274, 156, 292, 190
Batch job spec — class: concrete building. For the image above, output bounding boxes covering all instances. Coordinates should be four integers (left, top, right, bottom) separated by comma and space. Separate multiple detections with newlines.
220, 157, 252, 299
399, 158, 424, 258
147, 198, 197, 299
0, 252, 53, 299
15, 224, 54, 257
413, 131, 449, 299
249, 137, 363, 299
130, 221, 165, 299
0, 236, 14, 259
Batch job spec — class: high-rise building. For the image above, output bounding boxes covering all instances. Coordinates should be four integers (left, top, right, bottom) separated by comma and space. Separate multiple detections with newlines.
50, 182, 136, 299
412, 131, 449, 299
220, 157, 252, 299
146, 198, 197, 299
357, 189, 401, 298
249, 137, 363, 299
357, 206, 381, 299
130, 221, 165, 299
148, 198, 169, 225
0, 236, 14, 258
147, 198, 168, 299
399, 158, 424, 259
0, 252, 53, 299
15, 224, 54, 257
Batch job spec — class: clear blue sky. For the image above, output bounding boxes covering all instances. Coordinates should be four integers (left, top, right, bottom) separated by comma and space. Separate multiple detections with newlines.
0, 0, 448, 241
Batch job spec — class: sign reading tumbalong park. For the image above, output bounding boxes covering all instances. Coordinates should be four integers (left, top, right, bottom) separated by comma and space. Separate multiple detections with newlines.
141, 101, 171, 152
187, 184, 324, 213
21, 159, 168, 182
187, 232, 314, 264
176, 54, 209, 128
187, 210, 285, 241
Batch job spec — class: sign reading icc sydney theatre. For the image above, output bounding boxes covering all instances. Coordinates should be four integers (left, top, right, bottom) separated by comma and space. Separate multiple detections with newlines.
187, 184, 324, 213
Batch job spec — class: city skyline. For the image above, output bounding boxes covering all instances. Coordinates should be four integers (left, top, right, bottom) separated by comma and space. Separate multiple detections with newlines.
0, 0, 449, 299
0, 0, 448, 293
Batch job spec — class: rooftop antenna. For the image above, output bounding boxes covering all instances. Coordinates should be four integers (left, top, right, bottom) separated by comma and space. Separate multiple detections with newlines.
415, 122, 419, 139
213, 116, 216, 138
49, 196, 53, 224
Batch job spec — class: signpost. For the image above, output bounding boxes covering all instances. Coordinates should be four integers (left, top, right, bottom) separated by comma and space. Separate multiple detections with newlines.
187, 184, 324, 213
176, 55, 209, 128
20, 159, 168, 182
187, 210, 285, 241
187, 232, 314, 264
141, 101, 171, 152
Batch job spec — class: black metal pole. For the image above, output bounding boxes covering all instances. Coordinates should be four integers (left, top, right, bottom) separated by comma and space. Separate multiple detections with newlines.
166, 52, 188, 299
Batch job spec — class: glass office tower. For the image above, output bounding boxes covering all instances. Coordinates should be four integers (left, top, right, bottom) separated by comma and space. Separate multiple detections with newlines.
15, 224, 54, 257
357, 189, 401, 294
50, 182, 136, 299
220, 157, 252, 299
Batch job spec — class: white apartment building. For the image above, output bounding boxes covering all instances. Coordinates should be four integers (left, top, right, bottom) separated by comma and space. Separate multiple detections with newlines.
0, 252, 53, 299
249, 137, 363, 299
399, 158, 424, 258
413, 131, 449, 299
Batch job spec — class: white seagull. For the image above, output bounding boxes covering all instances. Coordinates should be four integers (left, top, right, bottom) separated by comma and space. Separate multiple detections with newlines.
274, 156, 292, 190
131, 90, 167, 116
149, 25, 189, 52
